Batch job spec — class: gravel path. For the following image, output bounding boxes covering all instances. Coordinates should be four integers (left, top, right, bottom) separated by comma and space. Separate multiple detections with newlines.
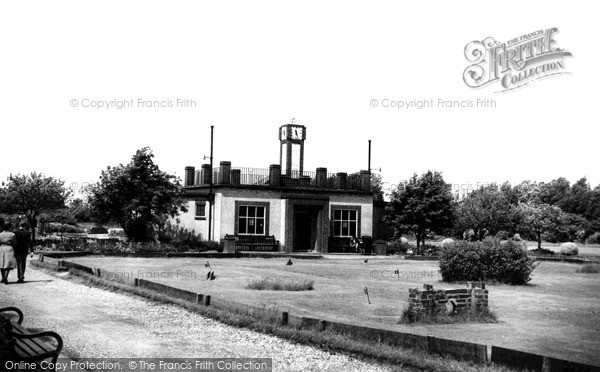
0, 260, 401, 372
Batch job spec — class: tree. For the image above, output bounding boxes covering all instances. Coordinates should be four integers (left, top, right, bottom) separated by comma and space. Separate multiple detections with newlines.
566, 177, 592, 216
518, 203, 562, 249
455, 184, 518, 240
538, 177, 571, 207
87, 147, 188, 242
69, 198, 92, 222
505, 180, 541, 205
0, 173, 71, 240
385, 170, 454, 247
371, 173, 384, 202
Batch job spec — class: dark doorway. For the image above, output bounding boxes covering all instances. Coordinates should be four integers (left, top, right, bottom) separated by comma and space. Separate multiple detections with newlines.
293, 205, 320, 252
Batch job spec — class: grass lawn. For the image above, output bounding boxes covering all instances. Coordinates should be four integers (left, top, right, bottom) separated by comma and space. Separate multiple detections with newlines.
70, 255, 600, 366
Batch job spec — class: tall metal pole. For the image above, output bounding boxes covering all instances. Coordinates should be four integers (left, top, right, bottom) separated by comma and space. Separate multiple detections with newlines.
368, 139, 371, 172
208, 125, 214, 241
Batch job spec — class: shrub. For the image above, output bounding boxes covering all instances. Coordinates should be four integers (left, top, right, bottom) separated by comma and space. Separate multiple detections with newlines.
399, 306, 497, 324
576, 264, 599, 273
411, 244, 439, 256
440, 238, 455, 248
439, 238, 534, 285
560, 242, 579, 256
387, 238, 410, 255
246, 278, 314, 291
157, 221, 208, 251
587, 232, 600, 245
495, 230, 510, 240
32, 237, 222, 254
89, 226, 109, 234
528, 247, 555, 256
44, 222, 85, 234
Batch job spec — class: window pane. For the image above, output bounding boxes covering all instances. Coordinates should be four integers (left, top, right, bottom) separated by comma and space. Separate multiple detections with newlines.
334, 210, 341, 220
247, 220, 255, 234
256, 219, 264, 234
195, 203, 205, 216
342, 210, 349, 220
257, 207, 265, 218
248, 206, 256, 217
350, 210, 357, 221
342, 223, 348, 236
239, 218, 247, 234
350, 222, 357, 236
334, 221, 341, 236
239, 206, 247, 217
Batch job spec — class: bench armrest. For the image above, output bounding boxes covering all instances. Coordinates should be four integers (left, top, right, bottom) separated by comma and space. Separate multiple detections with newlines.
0, 307, 24, 325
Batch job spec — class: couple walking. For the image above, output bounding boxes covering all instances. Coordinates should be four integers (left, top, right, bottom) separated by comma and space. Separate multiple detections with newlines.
0, 217, 31, 284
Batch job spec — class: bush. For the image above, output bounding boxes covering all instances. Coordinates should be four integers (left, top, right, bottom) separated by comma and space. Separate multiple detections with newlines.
495, 230, 510, 240
33, 237, 222, 254
399, 306, 497, 324
440, 238, 455, 248
439, 238, 534, 285
587, 232, 600, 245
246, 278, 314, 291
528, 247, 555, 256
89, 226, 109, 234
44, 222, 85, 234
387, 238, 410, 255
411, 244, 439, 256
157, 221, 208, 251
560, 242, 579, 256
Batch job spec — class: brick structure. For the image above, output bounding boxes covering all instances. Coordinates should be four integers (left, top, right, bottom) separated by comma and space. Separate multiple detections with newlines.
184, 166, 195, 187
219, 161, 231, 184
408, 282, 489, 317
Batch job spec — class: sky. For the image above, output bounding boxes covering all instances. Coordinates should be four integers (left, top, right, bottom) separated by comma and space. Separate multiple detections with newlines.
0, 1, 597, 198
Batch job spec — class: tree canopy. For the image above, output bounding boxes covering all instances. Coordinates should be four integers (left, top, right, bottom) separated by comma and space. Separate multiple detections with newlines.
385, 170, 454, 247
0, 172, 71, 240
87, 147, 188, 242
455, 184, 518, 240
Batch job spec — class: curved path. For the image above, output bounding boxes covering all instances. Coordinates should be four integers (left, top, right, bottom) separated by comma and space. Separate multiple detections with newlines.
0, 261, 399, 372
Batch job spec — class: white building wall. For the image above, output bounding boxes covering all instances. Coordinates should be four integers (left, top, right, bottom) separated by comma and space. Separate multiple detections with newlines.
170, 200, 209, 239
217, 189, 284, 241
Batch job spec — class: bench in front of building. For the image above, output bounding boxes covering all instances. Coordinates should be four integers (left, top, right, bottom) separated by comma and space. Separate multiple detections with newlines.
0, 307, 63, 371
328, 236, 373, 254
223, 234, 279, 252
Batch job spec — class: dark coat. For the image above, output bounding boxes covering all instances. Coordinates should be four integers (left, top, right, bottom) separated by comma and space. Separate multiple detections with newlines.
13, 229, 31, 255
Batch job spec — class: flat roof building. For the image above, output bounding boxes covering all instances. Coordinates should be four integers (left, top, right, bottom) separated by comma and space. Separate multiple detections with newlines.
177, 122, 373, 254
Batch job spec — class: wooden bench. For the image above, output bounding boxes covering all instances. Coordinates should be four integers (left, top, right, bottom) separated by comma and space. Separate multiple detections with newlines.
328, 236, 373, 254
0, 307, 63, 370
224, 234, 279, 252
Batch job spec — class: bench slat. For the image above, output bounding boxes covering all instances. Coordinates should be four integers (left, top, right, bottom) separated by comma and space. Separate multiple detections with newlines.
12, 323, 56, 355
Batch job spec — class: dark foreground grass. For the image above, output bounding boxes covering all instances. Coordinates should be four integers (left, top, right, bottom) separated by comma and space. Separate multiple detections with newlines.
576, 264, 600, 273
246, 277, 314, 291
30, 260, 521, 372
399, 307, 498, 325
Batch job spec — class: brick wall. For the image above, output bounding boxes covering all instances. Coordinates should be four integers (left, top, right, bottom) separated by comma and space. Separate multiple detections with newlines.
408, 282, 489, 316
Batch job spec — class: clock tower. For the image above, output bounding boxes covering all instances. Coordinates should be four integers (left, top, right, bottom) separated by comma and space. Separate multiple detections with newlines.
279, 121, 306, 177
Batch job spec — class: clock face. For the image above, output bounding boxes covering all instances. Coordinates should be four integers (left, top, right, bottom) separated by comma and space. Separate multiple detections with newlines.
280, 125, 304, 141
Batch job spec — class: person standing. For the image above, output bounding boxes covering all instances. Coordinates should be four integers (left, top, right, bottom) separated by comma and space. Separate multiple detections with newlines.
0, 218, 17, 284
14, 220, 31, 283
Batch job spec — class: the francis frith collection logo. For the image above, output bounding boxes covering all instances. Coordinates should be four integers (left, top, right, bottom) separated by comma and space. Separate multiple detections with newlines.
463, 28, 572, 92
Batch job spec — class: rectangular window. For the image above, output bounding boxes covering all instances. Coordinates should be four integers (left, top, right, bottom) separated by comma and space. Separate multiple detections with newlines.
333, 208, 358, 237
238, 205, 266, 235
195, 201, 206, 219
